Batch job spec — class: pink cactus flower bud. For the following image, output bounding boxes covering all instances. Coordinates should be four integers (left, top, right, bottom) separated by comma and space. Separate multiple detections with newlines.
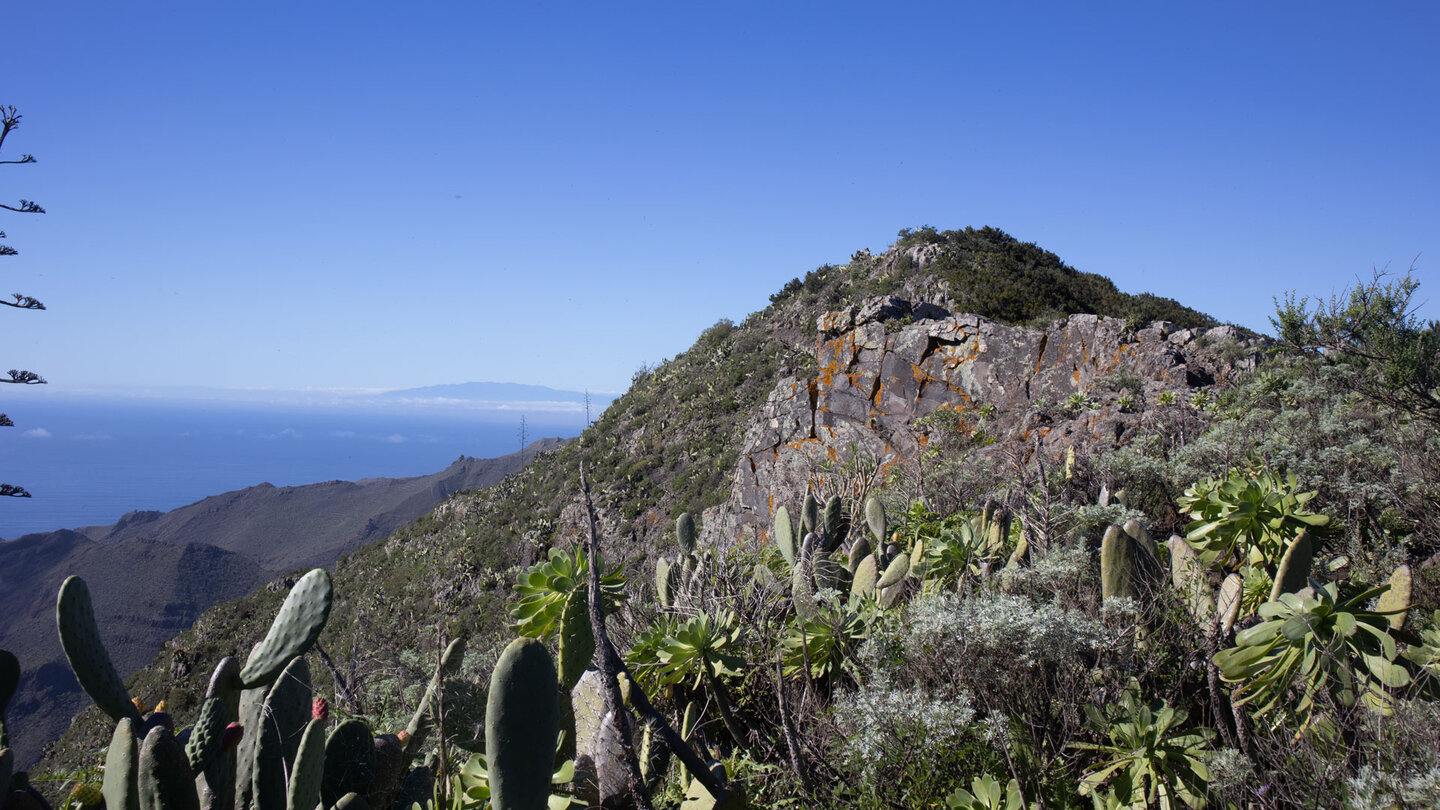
312, 696, 329, 721
223, 722, 244, 750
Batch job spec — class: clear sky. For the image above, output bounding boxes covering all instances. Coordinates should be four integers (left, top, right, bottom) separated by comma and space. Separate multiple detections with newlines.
3, 2, 1435, 396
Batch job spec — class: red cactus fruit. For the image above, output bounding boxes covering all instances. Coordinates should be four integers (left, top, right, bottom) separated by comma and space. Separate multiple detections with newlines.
223, 722, 244, 750
312, 696, 329, 721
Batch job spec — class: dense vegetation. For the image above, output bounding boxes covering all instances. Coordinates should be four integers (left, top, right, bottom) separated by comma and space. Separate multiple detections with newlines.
20, 233, 1440, 809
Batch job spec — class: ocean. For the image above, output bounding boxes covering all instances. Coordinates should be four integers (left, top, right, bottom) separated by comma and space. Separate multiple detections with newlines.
0, 396, 584, 539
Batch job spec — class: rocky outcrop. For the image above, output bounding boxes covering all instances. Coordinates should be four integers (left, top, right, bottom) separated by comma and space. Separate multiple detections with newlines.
700, 296, 1263, 547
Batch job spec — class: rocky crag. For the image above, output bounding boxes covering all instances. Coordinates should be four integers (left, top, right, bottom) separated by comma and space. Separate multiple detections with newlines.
701, 295, 1263, 546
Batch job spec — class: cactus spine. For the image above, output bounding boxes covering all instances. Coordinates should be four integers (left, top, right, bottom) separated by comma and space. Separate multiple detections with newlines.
486, 638, 560, 810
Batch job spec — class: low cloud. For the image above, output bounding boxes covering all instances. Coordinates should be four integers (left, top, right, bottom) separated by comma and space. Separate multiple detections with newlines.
22, 427, 51, 438
384, 433, 407, 444
259, 428, 303, 440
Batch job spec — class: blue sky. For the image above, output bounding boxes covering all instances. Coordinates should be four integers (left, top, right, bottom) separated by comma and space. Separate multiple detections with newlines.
3, 2, 1435, 396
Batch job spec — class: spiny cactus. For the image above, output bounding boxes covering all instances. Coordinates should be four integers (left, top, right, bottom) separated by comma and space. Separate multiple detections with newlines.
138, 725, 198, 810
676, 513, 698, 557
56, 576, 143, 725
321, 720, 375, 809
865, 496, 886, 551
486, 638, 561, 810
821, 494, 843, 553
237, 569, 333, 689
800, 493, 819, 540
1167, 535, 1215, 625
851, 555, 878, 599
773, 505, 796, 568
103, 718, 140, 810
1269, 530, 1313, 601
1377, 564, 1413, 630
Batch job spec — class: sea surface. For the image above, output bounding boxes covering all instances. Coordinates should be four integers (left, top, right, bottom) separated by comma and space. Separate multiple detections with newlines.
0, 396, 583, 539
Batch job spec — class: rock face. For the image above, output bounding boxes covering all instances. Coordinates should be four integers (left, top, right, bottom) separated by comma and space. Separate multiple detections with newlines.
700, 296, 1262, 548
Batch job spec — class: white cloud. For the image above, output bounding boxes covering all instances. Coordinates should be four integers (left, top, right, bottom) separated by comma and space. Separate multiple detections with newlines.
384, 433, 407, 443
22, 427, 51, 438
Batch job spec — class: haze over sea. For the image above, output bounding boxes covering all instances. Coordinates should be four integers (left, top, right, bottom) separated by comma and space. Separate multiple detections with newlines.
0, 387, 598, 539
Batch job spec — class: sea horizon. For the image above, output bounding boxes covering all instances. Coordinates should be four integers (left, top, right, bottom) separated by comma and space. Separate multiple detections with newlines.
0, 391, 593, 539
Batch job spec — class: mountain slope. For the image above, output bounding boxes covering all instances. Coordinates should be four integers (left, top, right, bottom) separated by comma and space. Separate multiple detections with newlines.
3, 439, 560, 765
36, 226, 1232, 773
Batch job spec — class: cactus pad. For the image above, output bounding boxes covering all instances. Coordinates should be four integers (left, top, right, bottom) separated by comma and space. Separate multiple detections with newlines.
321, 720, 376, 809
138, 725, 199, 810
56, 576, 141, 724
865, 496, 886, 545
1100, 525, 1135, 600
1377, 564, 1413, 630
486, 638, 559, 810
559, 588, 595, 694
286, 720, 325, 810
1270, 530, 1313, 600
676, 513, 698, 556
239, 569, 333, 689
774, 506, 795, 568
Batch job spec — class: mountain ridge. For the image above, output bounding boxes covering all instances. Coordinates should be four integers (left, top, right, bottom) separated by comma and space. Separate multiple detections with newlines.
2, 438, 562, 766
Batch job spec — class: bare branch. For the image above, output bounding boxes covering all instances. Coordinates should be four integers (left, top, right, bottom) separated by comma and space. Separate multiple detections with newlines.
580, 464, 732, 805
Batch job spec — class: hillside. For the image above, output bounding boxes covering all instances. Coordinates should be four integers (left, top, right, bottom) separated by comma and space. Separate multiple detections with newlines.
2, 440, 559, 766
35, 226, 1235, 768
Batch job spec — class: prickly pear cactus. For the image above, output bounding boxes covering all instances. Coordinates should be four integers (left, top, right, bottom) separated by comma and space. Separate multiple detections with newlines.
238, 569, 333, 689
558, 588, 595, 693
1377, 564, 1413, 630
321, 720, 375, 809
677, 513, 698, 557
103, 718, 141, 810
286, 720, 325, 810
486, 638, 560, 810
137, 725, 199, 810
1217, 573, 1244, 635
774, 506, 796, 568
656, 557, 675, 608
1167, 536, 1215, 624
801, 493, 819, 539
852, 555, 878, 599
1269, 530, 1313, 600
1100, 524, 1135, 600
865, 496, 886, 547
56, 576, 142, 725
821, 495, 843, 552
